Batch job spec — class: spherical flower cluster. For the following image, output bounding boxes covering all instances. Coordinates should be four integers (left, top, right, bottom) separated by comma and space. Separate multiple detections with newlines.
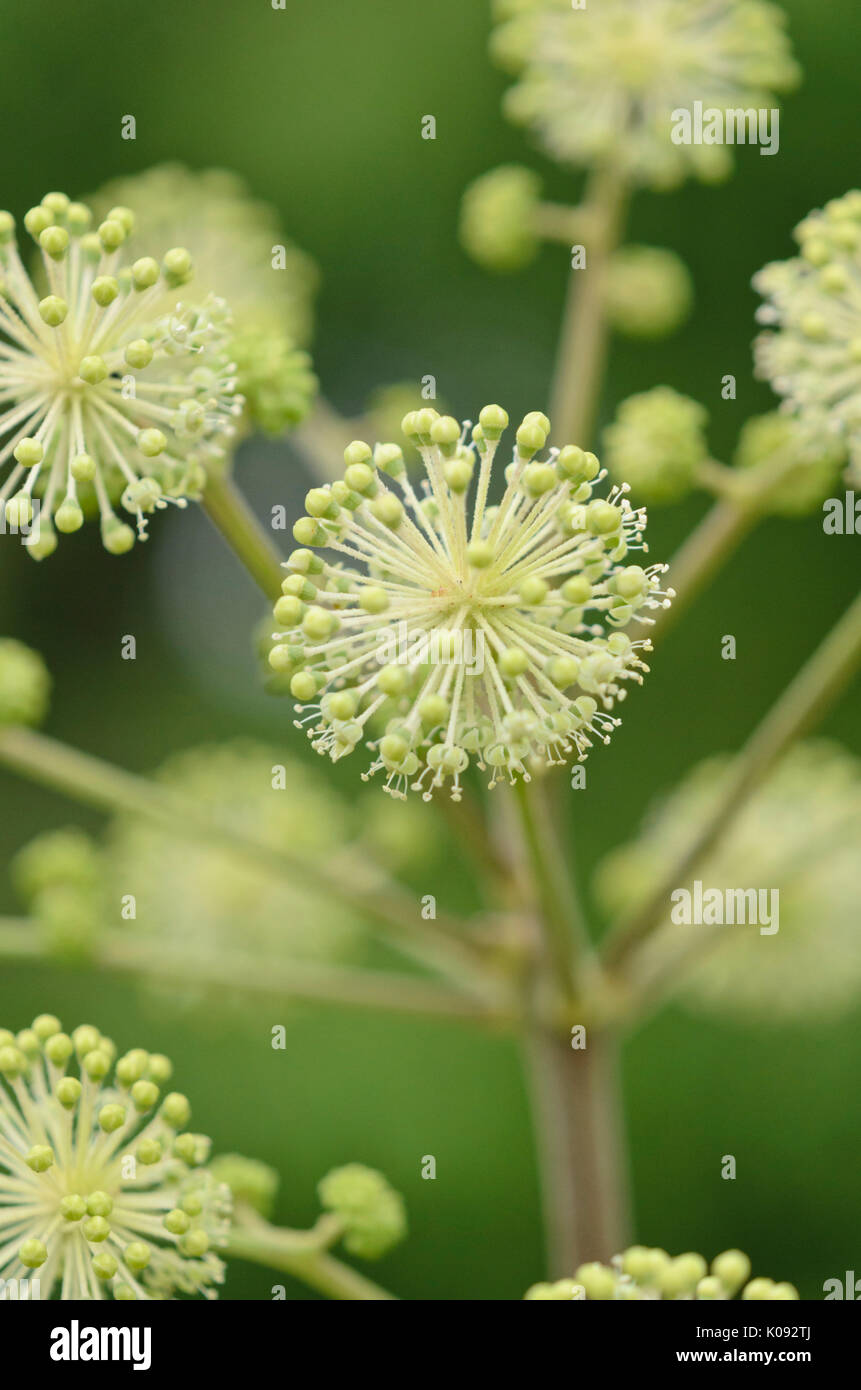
459, 165, 542, 272
492, 0, 799, 189
13, 826, 105, 962
0, 192, 242, 558
525, 1246, 798, 1300
92, 166, 318, 435
11, 743, 365, 1008
0, 1015, 231, 1299
733, 411, 845, 517
271, 406, 673, 800
604, 246, 693, 340
0, 637, 51, 726
754, 191, 861, 474
317, 1164, 407, 1259
594, 742, 861, 1020
603, 387, 708, 504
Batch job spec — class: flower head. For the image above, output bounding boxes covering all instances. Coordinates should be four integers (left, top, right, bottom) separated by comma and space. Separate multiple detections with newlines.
595, 742, 861, 1020
732, 411, 845, 516
754, 191, 861, 473
0, 1015, 231, 1299
459, 165, 542, 272
604, 246, 693, 340
603, 387, 708, 505
0, 192, 242, 557
493, 0, 799, 189
273, 406, 672, 800
92, 166, 318, 435
525, 1246, 798, 1300
0, 637, 51, 726
317, 1163, 407, 1259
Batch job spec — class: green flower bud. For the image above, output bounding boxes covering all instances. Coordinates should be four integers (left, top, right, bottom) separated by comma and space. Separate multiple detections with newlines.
318, 1163, 407, 1260
460, 166, 541, 272
605, 246, 693, 339
0, 639, 51, 727
603, 387, 709, 504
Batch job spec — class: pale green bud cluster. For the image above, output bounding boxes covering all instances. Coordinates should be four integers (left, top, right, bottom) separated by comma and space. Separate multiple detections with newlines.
594, 742, 861, 1020
210, 1153, 280, 1219
273, 405, 673, 800
13, 827, 104, 962
605, 246, 693, 339
459, 165, 542, 272
103, 742, 364, 1005
0, 637, 51, 726
603, 387, 708, 504
318, 1163, 407, 1259
755, 191, 861, 475
0, 1015, 231, 1300
230, 324, 317, 435
92, 165, 319, 436
492, 0, 799, 190
733, 412, 846, 516
0, 191, 242, 556
525, 1246, 798, 1300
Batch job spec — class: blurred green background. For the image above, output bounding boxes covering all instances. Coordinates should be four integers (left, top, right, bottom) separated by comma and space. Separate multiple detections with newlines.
0, 0, 859, 1298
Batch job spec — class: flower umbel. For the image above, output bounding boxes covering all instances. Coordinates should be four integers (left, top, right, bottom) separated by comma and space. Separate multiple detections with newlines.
525, 1246, 798, 1300
0, 1016, 231, 1299
0, 192, 242, 557
272, 406, 672, 800
92, 165, 318, 436
754, 191, 861, 474
493, 0, 799, 189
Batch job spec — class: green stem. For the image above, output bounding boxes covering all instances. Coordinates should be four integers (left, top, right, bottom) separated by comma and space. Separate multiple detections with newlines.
0, 726, 497, 998
201, 468, 285, 600
604, 590, 861, 971
548, 167, 628, 446
0, 920, 508, 1026
225, 1216, 396, 1300
511, 777, 588, 998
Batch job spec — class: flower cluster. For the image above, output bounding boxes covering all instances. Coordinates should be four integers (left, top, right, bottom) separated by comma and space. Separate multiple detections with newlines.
603, 387, 708, 505
92, 165, 318, 435
0, 637, 51, 726
0, 192, 242, 557
13, 743, 367, 1001
492, 0, 799, 189
459, 165, 542, 273
604, 246, 693, 340
595, 742, 861, 1020
525, 1246, 798, 1300
732, 411, 845, 517
270, 406, 672, 800
317, 1164, 407, 1259
0, 1015, 231, 1299
754, 191, 861, 476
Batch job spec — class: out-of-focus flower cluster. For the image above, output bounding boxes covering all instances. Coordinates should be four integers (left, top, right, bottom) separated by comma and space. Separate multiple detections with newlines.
526, 1246, 798, 1300
491, 0, 799, 190
92, 166, 318, 436
594, 742, 861, 1020
755, 191, 861, 480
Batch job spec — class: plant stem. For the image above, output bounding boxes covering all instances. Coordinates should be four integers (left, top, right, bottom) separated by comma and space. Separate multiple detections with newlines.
604, 590, 861, 970
652, 448, 808, 641
548, 167, 628, 446
510, 777, 588, 996
201, 468, 285, 600
225, 1216, 396, 1300
0, 727, 496, 998
524, 1028, 629, 1274
0, 919, 509, 1026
